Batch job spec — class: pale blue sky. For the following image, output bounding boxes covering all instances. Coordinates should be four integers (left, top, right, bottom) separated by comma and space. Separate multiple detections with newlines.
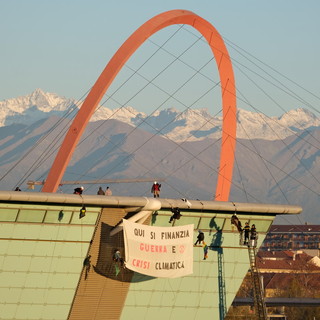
1, 0, 319, 116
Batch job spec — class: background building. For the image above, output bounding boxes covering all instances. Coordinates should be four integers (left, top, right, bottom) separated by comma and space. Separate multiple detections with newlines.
261, 225, 320, 254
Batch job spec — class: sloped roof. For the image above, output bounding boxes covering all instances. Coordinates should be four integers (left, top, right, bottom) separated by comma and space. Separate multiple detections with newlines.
257, 250, 291, 260
264, 273, 320, 290
269, 225, 320, 233
257, 251, 320, 271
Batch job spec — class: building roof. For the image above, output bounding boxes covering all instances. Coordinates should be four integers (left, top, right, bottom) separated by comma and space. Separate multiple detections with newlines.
0, 190, 302, 214
269, 225, 320, 233
257, 251, 320, 272
257, 250, 292, 260
264, 273, 320, 290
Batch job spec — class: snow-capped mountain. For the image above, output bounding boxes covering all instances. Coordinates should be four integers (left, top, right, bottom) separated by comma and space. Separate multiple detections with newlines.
235, 108, 320, 140
0, 89, 319, 224
1, 89, 319, 141
0, 89, 76, 126
0, 89, 144, 127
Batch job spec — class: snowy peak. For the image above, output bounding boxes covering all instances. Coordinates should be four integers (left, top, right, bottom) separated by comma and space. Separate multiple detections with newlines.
2, 89, 70, 113
0, 90, 319, 141
28, 88, 67, 112
279, 108, 320, 129
0, 89, 77, 126
236, 108, 320, 140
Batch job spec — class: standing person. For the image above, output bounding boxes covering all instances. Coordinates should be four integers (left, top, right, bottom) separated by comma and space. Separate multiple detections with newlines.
250, 224, 257, 239
105, 186, 112, 196
74, 186, 84, 195
194, 230, 205, 246
97, 186, 105, 195
244, 222, 250, 245
250, 224, 257, 247
151, 181, 161, 198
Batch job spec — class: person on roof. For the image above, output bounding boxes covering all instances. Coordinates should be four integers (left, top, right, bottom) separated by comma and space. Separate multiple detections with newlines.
151, 181, 161, 198
74, 186, 84, 195
105, 186, 112, 196
195, 230, 205, 246
97, 186, 105, 195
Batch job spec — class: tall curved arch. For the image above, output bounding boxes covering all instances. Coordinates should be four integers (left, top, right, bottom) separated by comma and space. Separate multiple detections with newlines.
42, 9, 236, 201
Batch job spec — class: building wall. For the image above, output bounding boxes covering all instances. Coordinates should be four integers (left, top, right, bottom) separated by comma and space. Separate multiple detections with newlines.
261, 228, 320, 251
120, 210, 273, 320
0, 202, 276, 320
0, 203, 99, 320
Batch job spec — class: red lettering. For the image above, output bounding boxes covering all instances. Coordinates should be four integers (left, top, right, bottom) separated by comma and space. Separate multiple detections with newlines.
131, 259, 150, 269
139, 243, 167, 253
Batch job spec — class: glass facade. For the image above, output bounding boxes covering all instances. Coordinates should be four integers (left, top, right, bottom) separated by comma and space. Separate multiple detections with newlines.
0, 203, 101, 320
0, 203, 99, 225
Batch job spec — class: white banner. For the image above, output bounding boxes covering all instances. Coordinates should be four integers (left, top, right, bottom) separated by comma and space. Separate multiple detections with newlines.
123, 219, 194, 278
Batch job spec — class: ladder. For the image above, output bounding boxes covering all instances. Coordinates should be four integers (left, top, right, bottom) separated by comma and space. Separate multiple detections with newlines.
248, 245, 268, 320
211, 230, 227, 319
230, 214, 267, 320
217, 246, 227, 319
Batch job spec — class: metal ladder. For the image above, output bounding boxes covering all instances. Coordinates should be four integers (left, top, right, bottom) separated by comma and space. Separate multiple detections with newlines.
217, 246, 227, 319
211, 230, 227, 319
248, 245, 268, 320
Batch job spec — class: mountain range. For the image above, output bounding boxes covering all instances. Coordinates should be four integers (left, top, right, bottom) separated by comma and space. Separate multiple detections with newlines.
1, 88, 320, 141
0, 89, 319, 224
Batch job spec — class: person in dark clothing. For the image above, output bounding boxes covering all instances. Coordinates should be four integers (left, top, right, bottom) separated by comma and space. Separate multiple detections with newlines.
250, 224, 257, 247
83, 255, 91, 280
14, 187, 21, 191
250, 224, 257, 240
231, 213, 242, 232
74, 186, 84, 195
58, 210, 64, 222
195, 230, 205, 245
97, 186, 105, 195
244, 222, 250, 245
169, 207, 181, 223
79, 206, 86, 219
151, 181, 161, 198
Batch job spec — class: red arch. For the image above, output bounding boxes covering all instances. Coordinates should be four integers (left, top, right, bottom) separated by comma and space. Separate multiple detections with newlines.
42, 9, 236, 201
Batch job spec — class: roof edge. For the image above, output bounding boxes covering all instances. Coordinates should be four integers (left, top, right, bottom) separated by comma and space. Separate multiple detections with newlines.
0, 191, 302, 215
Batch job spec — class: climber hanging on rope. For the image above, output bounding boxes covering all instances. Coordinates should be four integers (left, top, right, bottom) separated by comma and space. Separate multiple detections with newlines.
231, 213, 242, 232
194, 230, 205, 246
169, 207, 182, 223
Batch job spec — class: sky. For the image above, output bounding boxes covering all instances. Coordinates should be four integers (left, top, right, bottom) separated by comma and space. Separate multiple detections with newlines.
1, 0, 320, 116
